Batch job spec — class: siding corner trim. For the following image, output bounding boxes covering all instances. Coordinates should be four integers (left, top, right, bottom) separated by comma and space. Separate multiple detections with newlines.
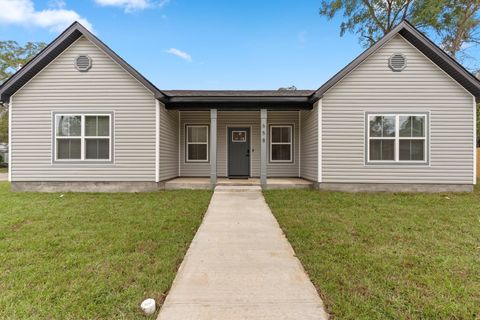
8, 96, 12, 182
474, 95, 477, 185
155, 99, 160, 182
317, 100, 322, 183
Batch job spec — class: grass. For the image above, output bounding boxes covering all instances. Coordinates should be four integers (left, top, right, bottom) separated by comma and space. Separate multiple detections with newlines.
264, 187, 480, 319
0, 182, 212, 319
0, 167, 7, 173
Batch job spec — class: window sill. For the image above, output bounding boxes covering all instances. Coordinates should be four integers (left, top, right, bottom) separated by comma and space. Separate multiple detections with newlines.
269, 161, 295, 164
365, 161, 428, 166
53, 160, 114, 165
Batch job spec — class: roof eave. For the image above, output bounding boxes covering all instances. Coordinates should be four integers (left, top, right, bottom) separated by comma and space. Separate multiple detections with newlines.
0, 21, 167, 103
165, 96, 314, 110
167, 96, 312, 102
312, 20, 480, 100
0, 22, 82, 102
312, 22, 407, 100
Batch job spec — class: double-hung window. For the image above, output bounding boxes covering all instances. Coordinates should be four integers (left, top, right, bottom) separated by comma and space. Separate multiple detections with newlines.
367, 114, 427, 163
186, 125, 209, 162
55, 114, 112, 161
270, 125, 293, 162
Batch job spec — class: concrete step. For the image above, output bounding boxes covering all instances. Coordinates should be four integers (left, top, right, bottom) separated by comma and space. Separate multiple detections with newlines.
214, 185, 262, 192
164, 178, 314, 190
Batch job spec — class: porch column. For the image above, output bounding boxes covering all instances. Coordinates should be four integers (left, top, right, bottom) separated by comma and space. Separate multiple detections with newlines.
260, 109, 267, 187
210, 108, 217, 188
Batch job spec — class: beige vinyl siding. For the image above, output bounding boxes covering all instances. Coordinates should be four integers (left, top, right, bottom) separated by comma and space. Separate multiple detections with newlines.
11, 36, 156, 181
322, 35, 474, 184
179, 110, 301, 178
300, 105, 318, 181
159, 104, 179, 181
179, 111, 210, 176
267, 111, 300, 177
218, 111, 261, 177
180, 110, 261, 177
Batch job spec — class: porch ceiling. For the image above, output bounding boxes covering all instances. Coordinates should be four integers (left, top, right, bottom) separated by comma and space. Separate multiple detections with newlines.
162, 90, 317, 110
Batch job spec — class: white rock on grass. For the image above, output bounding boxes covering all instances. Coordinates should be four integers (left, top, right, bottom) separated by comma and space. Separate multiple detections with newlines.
140, 298, 156, 315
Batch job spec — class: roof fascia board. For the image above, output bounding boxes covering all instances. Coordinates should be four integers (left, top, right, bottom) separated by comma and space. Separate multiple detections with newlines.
398, 33, 474, 99
168, 96, 312, 103
74, 23, 166, 101
400, 21, 480, 95
10, 37, 83, 100
166, 105, 313, 111
312, 20, 480, 100
0, 22, 81, 101
312, 22, 406, 100
166, 96, 314, 109
0, 22, 167, 102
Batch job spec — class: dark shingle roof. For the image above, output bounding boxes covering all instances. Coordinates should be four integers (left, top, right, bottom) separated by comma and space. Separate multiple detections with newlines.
2, 20, 479, 106
0, 22, 166, 102
164, 90, 315, 110
313, 20, 480, 101
163, 90, 315, 97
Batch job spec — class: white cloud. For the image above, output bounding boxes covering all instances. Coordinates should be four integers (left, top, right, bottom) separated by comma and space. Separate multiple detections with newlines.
0, 0, 92, 32
94, 0, 169, 12
165, 48, 192, 62
48, 0, 66, 9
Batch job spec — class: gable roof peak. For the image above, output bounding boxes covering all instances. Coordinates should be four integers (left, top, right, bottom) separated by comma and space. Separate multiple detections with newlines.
0, 20, 166, 102
312, 20, 480, 101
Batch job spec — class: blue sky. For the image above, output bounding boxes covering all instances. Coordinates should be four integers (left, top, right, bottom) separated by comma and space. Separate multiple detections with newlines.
0, 0, 478, 90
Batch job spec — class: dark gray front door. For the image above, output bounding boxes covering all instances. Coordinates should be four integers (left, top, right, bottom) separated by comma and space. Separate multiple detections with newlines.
228, 127, 250, 177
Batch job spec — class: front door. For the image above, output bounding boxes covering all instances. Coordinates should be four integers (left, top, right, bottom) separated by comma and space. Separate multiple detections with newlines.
228, 127, 250, 177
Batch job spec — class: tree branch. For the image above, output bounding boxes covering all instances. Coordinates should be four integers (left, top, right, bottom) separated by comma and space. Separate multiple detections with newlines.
401, 0, 412, 21
390, 3, 408, 30
361, 0, 387, 34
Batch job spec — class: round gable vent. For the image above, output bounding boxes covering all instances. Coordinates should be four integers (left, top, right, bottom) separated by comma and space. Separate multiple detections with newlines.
389, 53, 406, 71
75, 55, 92, 72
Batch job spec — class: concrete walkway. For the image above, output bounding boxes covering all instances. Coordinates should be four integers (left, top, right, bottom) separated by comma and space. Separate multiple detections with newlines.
157, 186, 328, 320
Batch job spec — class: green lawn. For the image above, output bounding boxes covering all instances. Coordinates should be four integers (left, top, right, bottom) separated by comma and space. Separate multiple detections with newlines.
264, 188, 480, 319
0, 167, 7, 173
0, 182, 211, 319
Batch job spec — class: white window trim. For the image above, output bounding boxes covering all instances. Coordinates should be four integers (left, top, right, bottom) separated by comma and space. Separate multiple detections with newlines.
186, 125, 209, 163
269, 125, 293, 163
54, 113, 112, 162
366, 113, 428, 164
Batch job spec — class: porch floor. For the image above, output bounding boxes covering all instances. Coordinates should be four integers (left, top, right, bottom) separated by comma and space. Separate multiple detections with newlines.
164, 177, 314, 190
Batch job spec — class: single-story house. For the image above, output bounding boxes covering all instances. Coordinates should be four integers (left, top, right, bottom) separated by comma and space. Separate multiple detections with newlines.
1, 20, 479, 192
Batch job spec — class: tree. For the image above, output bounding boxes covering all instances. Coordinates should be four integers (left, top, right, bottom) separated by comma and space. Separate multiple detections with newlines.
318, 1, 480, 62
0, 41, 45, 143
319, 0, 438, 47
431, 0, 480, 62
0, 109, 7, 143
0, 41, 46, 83
319, 0, 480, 147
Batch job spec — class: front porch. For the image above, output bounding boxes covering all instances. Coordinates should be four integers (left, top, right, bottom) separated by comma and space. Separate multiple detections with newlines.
158, 90, 320, 189
164, 177, 314, 190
